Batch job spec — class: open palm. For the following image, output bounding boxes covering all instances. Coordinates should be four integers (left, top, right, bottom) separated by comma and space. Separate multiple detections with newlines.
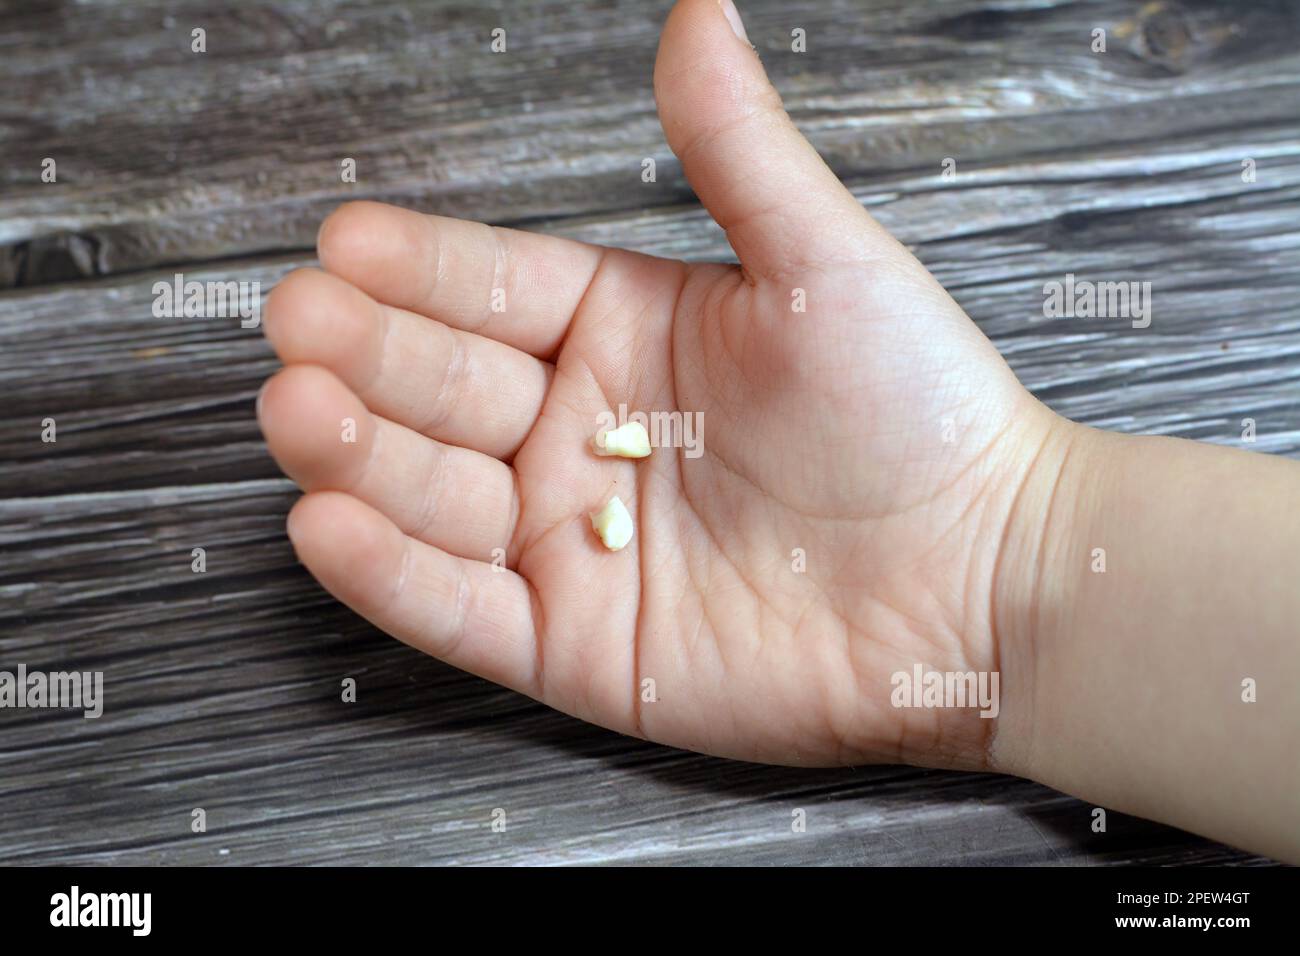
259, 0, 1055, 770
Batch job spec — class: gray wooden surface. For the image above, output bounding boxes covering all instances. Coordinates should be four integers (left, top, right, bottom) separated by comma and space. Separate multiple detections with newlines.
2, 0, 1297, 865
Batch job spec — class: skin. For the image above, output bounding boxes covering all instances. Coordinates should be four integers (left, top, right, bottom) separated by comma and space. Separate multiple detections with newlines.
258, 0, 1300, 861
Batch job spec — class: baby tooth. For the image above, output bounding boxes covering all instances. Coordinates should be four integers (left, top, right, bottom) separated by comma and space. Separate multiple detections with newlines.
594, 421, 652, 458
590, 496, 633, 551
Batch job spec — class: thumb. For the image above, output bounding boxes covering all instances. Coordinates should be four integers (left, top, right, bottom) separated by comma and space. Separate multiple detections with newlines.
654, 0, 908, 281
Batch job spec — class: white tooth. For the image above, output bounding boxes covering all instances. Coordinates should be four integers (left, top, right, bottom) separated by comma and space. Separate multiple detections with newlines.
589, 496, 633, 551
593, 421, 652, 458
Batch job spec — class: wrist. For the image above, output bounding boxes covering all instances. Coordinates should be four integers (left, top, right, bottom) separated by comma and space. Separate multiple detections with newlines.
986, 411, 1103, 780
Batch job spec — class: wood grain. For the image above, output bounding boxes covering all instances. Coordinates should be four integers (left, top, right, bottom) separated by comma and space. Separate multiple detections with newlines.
1, 0, 1296, 865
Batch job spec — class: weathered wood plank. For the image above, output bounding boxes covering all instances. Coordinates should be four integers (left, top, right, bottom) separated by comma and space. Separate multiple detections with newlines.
3, 142, 1298, 498
3, 0, 1299, 282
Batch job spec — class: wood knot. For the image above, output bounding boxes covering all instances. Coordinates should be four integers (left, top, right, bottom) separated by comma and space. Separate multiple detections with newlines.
1134, 2, 1195, 72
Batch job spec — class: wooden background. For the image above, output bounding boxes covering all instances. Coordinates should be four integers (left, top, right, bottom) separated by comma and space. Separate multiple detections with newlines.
2, 0, 1297, 865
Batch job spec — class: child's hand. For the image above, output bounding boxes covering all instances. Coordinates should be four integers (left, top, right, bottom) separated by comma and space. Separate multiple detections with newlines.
256, 0, 1061, 771
256, 0, 1300, 863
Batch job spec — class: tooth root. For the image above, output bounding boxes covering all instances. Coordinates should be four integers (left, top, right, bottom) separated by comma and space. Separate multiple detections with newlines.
589, 496, 633, 551
594, 421, 652, 458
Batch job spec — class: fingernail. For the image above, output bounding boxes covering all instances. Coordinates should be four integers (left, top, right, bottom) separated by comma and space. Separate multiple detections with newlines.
719, 0, 748, 43
255, 380, 268, 418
